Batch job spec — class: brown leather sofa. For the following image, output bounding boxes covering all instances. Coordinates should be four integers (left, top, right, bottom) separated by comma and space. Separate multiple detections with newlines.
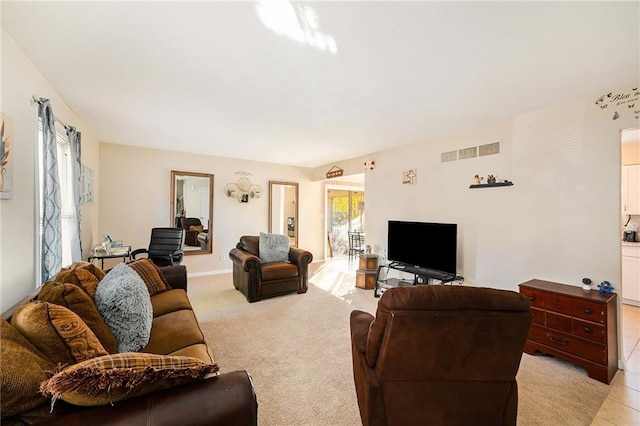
350, 285, 532, 426
1, 265, 258, 425
229, 236, 313, 303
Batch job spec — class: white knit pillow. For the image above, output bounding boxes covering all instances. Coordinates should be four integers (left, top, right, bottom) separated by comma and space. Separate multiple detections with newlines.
95, 263, 153, 352
259, 232, 290, 263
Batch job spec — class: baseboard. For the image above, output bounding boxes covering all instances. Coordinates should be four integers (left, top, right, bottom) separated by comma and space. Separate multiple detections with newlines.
188, 259, 323, 278
187, 269, 232, 278
619, 358, 626, 370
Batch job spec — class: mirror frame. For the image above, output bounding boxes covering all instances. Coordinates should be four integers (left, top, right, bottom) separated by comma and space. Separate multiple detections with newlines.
170, 171, 214, 255
268, 181, 299, 247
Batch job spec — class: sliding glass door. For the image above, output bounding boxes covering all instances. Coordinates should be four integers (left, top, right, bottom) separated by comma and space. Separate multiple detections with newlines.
327, 189, 365, 257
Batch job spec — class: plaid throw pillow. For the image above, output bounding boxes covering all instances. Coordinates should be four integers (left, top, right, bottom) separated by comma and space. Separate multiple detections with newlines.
40, 352, 219, 406
127, 258, 171, 295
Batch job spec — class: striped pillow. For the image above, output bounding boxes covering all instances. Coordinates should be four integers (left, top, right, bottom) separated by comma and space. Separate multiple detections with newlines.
40, 352, 219, 406
127, 258, 171, 295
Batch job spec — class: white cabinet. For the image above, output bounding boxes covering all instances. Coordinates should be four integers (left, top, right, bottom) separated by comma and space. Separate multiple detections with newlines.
622, 165, 640, 215
622, 244, 640, 305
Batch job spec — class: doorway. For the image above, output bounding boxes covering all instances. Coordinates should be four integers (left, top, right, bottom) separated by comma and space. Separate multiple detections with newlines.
620, 127, 640, 369
326, 178, 365, 258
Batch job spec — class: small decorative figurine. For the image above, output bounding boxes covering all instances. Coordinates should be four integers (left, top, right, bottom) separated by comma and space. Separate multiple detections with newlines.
487, 174, 496, 184
597, 280, 614, 294
474, 175, 483, 184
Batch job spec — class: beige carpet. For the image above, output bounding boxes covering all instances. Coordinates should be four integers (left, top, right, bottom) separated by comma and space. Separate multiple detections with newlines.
188, 266, 610, 426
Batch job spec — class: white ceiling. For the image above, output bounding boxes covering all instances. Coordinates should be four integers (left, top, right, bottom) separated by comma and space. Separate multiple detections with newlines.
2, 1, 639, 168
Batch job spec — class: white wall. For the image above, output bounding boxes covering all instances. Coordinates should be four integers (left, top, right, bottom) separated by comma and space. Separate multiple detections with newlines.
358, 97, 638, 292
99, 143, 324, 275
0, 29, 100, 312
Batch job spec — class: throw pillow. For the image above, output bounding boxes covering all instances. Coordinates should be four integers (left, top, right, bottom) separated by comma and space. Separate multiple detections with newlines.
189, 225, 204, 232
37, 281, 119, 354
54, 261, 105, 299
0, 319, 55, 418
95, 263, 153, 352
11, 301, 109, 366
40, 352, 219, 406
259, 232, 290, 263
127, 258, 171, 295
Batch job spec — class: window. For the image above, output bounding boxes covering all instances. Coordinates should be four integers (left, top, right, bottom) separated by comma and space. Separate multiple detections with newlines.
37, 119, 74, 281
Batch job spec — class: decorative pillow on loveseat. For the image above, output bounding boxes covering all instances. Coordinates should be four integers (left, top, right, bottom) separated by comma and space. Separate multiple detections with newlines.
95, 263, 153, 352
40, 352, 219, 406
11, 301, 109, 366
37, 281, 119, 354
0, 319, 55, 419
126, 258, 171, 295
54, 261, 105, 299
259, 232, 290, 263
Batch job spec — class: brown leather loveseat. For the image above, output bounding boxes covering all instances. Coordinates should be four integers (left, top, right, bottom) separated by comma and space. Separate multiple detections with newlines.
1, 263, 257, 425
350, 285, 532, 426
229, 235, 313, 303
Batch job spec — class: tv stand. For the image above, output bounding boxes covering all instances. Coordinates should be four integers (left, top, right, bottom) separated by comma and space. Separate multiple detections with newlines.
375, 262, 464, 297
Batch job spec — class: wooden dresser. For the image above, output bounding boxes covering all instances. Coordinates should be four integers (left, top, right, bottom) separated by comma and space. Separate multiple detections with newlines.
518, 279, 618, 384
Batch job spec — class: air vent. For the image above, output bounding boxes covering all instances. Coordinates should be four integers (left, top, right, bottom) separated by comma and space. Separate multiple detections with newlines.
479, 142, 500, 156
440, 150, 457, 162
458, 146, 477, 160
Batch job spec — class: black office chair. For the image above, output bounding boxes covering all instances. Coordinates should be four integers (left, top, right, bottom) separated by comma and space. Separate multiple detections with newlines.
131, 227, 185, 267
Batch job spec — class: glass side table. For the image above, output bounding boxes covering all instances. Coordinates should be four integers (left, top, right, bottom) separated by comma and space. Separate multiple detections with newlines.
88, 246, 131, 269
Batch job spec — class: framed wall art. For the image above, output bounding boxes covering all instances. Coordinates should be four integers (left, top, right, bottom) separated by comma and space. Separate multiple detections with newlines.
1, 112, 14, 200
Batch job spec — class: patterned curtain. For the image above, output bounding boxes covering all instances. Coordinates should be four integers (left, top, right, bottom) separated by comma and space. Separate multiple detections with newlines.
38, 98, 62, 280
66, 126, 82, 261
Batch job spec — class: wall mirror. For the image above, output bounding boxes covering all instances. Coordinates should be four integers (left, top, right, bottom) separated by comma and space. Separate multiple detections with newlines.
269, 181, 299, 247
171, 171, 214, 255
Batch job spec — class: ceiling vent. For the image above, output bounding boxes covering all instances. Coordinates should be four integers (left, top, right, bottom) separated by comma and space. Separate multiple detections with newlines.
458, 146, 477, 160
440, 150, 457, 162
479, 142, 500, 156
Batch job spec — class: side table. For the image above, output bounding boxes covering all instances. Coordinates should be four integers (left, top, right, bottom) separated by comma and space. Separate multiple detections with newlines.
356, 254, 378, 289
88, 247, 131, 269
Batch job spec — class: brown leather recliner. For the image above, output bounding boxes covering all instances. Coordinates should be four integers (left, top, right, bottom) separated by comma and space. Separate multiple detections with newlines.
229, 236, 313, 303
350, 285, 532, 426
180, 217, 206, 247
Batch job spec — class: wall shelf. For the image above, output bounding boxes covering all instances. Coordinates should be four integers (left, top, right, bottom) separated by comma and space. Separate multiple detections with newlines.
469, 182, 513, 189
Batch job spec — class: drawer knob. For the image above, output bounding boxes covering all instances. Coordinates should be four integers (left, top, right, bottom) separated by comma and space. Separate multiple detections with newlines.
583, 327, 592, 333
547, 333, 569, 346
584, 308, 592, 314
528, 296, 534, 301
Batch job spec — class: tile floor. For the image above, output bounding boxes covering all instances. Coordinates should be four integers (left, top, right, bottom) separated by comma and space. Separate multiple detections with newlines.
591, 303, 640, 425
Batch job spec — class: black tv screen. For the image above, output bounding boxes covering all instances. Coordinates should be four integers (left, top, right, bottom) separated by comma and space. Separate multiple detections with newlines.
387, 221, 457, 274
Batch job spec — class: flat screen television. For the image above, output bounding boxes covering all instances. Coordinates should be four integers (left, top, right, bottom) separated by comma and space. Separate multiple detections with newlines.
387, 221, 457, 274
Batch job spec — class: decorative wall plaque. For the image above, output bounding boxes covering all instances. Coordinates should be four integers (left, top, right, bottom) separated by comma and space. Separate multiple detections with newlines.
326, 166, 344, 179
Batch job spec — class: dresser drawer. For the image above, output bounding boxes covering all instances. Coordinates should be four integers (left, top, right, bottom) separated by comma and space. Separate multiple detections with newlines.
573, 319, 606, 344
520, 288, 545, 308
545, 294, 571, 315
572, 299, 606, 324
528, 324, 607, 364
531, 307, 545, 325
545, 312, 572, 333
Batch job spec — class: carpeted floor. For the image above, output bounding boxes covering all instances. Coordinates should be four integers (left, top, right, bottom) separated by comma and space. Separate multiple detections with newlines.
188, 263, 609, 426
